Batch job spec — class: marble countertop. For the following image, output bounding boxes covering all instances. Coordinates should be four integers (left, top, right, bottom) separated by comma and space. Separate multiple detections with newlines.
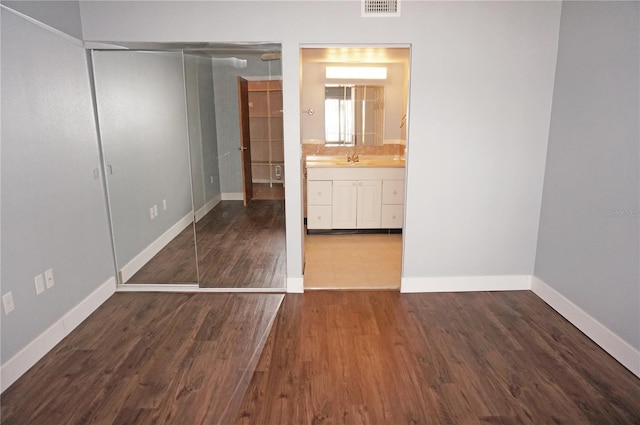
305, 155, 406, 168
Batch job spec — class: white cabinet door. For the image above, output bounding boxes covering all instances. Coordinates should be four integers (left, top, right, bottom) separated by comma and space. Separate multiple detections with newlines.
356, 180, 382, 228
382, 180, 404, 205
381, 204, 403, 228
332, 181, 358, 228
307, 180, 332, 205
307, 205, 332, 229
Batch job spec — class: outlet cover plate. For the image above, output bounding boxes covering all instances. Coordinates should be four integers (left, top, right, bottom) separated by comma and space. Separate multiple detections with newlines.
2, 292, 15, 314
35, 274, 45, 294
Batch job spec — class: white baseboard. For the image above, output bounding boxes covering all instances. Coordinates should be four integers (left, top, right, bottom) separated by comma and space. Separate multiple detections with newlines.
119, 212, 194, 283
195, 194, 221, 222
1, 277, 116, 393
116, 284, 285, 293
221, 192, 244, 201
251, 179, 285, 185
400, 275, 532, 293
287, 277, 304, 293
531, 276, 640, 378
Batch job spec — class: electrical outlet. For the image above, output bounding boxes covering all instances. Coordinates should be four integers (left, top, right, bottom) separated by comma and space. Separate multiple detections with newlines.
163, 199, 167, 210
2, 292, 15, 314
45, 268, 55, 288
34, 274, 45, 294
153, 205, 158, 217
210, 176, 214, 184
150, 207, 155, 220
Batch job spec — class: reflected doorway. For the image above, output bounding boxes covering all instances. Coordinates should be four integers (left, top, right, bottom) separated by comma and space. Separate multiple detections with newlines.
238, 78, 285, 205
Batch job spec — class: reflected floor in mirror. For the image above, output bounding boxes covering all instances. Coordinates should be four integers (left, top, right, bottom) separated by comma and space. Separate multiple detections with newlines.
129, 200, 286, 289
304, 233, 402, 289
128, 222, 198, 285
197, 200, 286, 289
252, 183, 284, 200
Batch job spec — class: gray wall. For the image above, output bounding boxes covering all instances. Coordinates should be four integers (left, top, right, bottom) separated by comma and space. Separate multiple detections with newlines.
92, 50, 194, 268
185, 54, 206, 211
1, 0, 83, 39
535, 1, 640, 349
184, 53, 221, 213
1, 8, 114, 361
196, 56, 221, 205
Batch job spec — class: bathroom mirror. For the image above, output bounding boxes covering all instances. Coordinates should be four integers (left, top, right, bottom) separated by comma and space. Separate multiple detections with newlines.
324, 84, 384, 146
300, 47, 409, 147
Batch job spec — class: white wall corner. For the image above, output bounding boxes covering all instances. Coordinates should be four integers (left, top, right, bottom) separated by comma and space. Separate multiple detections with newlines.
287, 277, 304, 293
531, 275, 640, 378
400, 275, 532, 293
1, 276, 116, 393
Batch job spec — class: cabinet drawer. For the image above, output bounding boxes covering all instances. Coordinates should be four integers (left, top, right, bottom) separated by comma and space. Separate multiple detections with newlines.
381, 204, 404, 228
307, 205, 332, 229
382, 180, 405, 205
307, 181, 332, 205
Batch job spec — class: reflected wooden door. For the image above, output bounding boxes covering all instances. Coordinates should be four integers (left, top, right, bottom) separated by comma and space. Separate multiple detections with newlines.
237, 77, 253, 206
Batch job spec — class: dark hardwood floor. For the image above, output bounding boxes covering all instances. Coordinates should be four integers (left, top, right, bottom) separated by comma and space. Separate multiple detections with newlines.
3, 291, 638, 425
128, 200, 286, 289
128, 225, 198, 285
235, 291, 640, 425
252, 183, 285, 200
1, 293, 283, 425
196, 200, 286, 289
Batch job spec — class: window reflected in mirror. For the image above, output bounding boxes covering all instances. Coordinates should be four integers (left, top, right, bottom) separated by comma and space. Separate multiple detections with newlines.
324, 84, 384, 146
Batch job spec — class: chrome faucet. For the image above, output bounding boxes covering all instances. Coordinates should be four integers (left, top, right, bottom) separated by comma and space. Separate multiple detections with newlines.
347, 154, 359, 163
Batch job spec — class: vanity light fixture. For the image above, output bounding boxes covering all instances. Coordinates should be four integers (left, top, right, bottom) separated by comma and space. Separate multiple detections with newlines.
325, 66, 387, 80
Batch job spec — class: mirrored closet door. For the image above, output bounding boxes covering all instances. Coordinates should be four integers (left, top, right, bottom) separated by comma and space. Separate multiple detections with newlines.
92, 50, 198, 285
92, 45, 286, 289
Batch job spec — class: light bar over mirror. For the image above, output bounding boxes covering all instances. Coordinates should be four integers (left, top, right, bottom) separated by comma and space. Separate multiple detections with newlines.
325, 66, 388, 80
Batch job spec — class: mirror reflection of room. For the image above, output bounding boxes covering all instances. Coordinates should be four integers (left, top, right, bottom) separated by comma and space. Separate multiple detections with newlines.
91, 44, 286, 290
300, 46, 410, 290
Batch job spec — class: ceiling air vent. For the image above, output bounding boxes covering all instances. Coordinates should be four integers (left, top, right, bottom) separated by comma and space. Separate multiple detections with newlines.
362, 0, 400, 17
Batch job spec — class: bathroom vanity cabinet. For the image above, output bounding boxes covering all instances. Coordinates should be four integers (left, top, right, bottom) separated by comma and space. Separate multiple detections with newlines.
306, 165, 405, 231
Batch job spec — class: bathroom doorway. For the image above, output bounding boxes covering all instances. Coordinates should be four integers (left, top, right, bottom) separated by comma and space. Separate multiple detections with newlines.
300, 46, 411, 290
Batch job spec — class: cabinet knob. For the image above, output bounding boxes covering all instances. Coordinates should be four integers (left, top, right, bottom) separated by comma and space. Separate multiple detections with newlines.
317, 216, 322, 220
393, 190, 397, 195
317, 192, 322, 196
392, 215, 396, 219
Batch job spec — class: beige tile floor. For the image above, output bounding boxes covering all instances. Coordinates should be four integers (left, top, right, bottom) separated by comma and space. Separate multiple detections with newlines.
304, 233, 402, 290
